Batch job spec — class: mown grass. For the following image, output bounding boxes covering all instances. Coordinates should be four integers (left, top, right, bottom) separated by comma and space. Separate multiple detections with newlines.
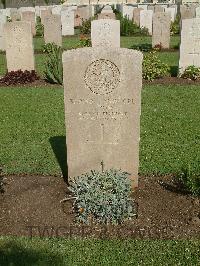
0, 237, 199, 266
0, 85, 199, 176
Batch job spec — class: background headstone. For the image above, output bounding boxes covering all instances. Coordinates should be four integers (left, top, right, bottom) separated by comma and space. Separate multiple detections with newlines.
133, 8, 143, 26
140, 10, 153, 35
98, 13, 116, 20
62, 47, 143, 188
43, 14, 62, 46
91, 19, 120, 48
61, 9, 75, 36
180, 5, 196, 20
179, 18, 200, 74
152, 12, 171, 49
4, 21, 35, 71
21, 11, 36, 36
0, 11, 7, 51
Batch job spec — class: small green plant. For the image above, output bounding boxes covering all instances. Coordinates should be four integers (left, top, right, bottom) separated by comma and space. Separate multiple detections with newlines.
36, 16, 44, 37
42, 43, 56, 53
131, 43, 152, 52
175, 165, 200, 196
143, 51, 170, 81
68, 169, 136, 225
80, 18, 92, 35
77, 35, 91, 47
44, 43, 63, 85
170, 15, 180, 36
117, 13, 149, 36
181, 66, 200, 81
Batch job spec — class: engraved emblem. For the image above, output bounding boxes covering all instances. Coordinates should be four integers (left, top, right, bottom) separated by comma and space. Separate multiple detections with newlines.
84, 59, 120, 95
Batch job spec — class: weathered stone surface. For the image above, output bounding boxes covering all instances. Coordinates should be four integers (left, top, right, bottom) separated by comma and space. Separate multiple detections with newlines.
133, 8, 143, 26
41, 9, 52, 25
43, 14, 62, 46
123, 5, 137, 20
179, 18, 200, 74
21, 11, 36, 36
91, 19, 120, 48
4, 21, 34, 71
61, 9, 74, 36
152, 12, 171, 49
62, 47, 143, 187
196, 6, 200, 18
148, 5, 155, 12
180, 5, 196, 20
154, 5, 164, 13
0, 11, 7, 51
140, 10, 153, 35
101, 5, 113, 14
10, 10, 21, 21
98, 13, 116, 20
74, 5, 92, 27
164, 7, 176, 22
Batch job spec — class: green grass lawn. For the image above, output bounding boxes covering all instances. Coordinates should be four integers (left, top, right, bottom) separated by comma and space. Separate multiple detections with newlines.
0, 85, 199, 176
0, 237, 199, 266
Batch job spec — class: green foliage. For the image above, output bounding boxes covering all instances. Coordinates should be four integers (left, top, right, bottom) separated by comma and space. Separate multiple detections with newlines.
77, 35, 91, 47
80, 18, 92, 35
143, 51, 170, 81
68, 169, 136, 225
131, 43, 152, 52
117, 13, 149, 36
176, 165, 200, 196
42, 43, 56, 53
181, 65, 200, 81
170, 15, 180, 36
44, 43, 63, 85
36, 16, 44, 37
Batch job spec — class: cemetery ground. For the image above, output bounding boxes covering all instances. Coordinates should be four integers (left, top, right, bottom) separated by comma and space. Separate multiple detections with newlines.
0, 35, 200, 263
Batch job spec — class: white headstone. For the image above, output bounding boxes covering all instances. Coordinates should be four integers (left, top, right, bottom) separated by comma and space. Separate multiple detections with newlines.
61, 9, 74, 36
140, 10, 153, 35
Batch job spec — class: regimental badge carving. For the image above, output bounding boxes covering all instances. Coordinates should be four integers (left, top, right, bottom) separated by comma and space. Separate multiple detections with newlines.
84, 59, 120, 95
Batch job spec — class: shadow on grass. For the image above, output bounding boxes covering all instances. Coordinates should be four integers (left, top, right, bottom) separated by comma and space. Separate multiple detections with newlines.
0, 241, 63, 266
158, 180, 190, 196
170, 66, 179, 77
49, 136, 68, 184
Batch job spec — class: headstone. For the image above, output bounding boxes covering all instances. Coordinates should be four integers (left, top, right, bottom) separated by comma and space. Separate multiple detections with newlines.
101, 5, 113, 14
51, 5, 62, 15
152, 12, 171, 49
140, 10, 153, 35
165, 7, 176, 22
4, 21, 34, 71
196, 7, 200, 18
21, 11, 36, 36
123, 5, 137, 20
61, 9, 75, 36
154, 5, 164, 13
0, 11, 7, 51
41, 9, 52, 25
62, 47, 143, 188
133, 8, 143, 26
10, 10, 21, 21
74, 5, 92, 27
138, 5, 148, 11
180, 5, 196, 20
98, 13, 116, 20
43, 14, 62, 46
179, 18, 200, 74
91, 19, 120, 48
148, 5, 155, 12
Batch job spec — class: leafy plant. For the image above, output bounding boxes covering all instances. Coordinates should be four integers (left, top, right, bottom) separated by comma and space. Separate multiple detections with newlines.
170, 15, 180, 36
143, 51, 170, 81
77, 35, 91, 47
117, 13, 149, 36
80, 18, 92, 35
131, 43, 152, 52
68, 169, 136, 225
0, 70, 39, 85
181, 66, 200, 81
36, 16, 44, 37
42, 43, 56, 53
44, 43, 63, 85
175, 165, 200, 196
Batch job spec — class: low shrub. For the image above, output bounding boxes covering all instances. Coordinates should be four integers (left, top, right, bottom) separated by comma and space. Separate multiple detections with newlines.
117, 13, 149, 36
181, 65, 200, 81
175, 166, 200, 196
77, 35, 92, 47
68, 169, 136, 225
143, 51, 170, 81
44, 43, 63, 85
42, 42, 56, 53
131, 43, 152, 52
0, 70, 39, 85
170, 15, 180, 35
80, 18, 93, 35
36, 16, 44, 37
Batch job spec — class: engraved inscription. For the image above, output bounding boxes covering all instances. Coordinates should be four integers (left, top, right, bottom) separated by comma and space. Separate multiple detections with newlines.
84, 59, 120, 95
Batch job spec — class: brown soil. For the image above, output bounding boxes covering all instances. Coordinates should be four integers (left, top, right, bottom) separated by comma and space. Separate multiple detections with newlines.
0, 175, 199, 239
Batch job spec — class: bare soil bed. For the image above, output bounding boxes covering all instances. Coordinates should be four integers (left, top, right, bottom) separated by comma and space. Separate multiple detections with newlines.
0, 174, 199, 239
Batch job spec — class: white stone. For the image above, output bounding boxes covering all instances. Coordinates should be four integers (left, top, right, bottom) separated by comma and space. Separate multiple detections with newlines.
61, 9, 74, 36
140, 10, 153, 35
